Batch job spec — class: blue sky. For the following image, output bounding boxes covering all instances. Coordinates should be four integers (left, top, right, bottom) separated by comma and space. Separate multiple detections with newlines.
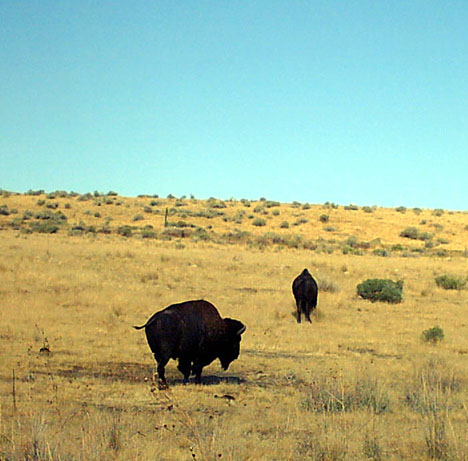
1, 1, 467, 209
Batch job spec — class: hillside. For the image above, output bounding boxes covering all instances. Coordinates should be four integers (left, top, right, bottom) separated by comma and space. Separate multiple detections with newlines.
1, 189, 467, 256
1, 189, 468, 459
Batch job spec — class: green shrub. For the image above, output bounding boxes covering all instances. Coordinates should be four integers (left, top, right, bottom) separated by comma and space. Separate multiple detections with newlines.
293, 218, 308, 226
280, 221, 289, 229
435, 275, 466, 290
432, 209, 444, 217
362, 206, 374, 213
344, 204, 359, 211
132, 214, 144, 222
26, 189, 44, 196
344, 236, 370, 250
412, 207, 422, 215
422, 326, 444, 344
207, 198, 226, 209
400, 227, 433, 241
29, 221, 60, 234
272, 209, 280, 216
252, 218, 266, 227
357, 279, 403, 303
319, 214, 329, 223
400, 227, 420, 239
342, 246, 363, 256
418, 231, 433, 241
141, 228, 157, 239
117, 225, 133, 237
69, 222, 96, 236
10, 218, 23, 230
395, 206, 406, 213
77, 193, 92, 201
98, 225, 112, 234
253, 205, 266, 214
373, 248, 390, 257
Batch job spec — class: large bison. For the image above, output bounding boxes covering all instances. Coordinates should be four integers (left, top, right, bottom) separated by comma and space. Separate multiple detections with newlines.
292, 269, 318, 323
134, 299, 246, 386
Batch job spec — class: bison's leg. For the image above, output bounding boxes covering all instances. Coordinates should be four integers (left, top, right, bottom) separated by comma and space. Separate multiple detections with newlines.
305, 302, 312, 323
177, 358, 191, 384
296, 301, 302, 323
192, 362, 204, 384
154, 355, 169, 388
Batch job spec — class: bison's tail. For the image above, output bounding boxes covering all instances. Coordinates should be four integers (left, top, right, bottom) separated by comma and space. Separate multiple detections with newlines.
133, 313, 158, 330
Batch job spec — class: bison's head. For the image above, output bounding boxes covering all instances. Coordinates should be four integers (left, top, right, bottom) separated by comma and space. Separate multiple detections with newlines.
219, 318, 246, 370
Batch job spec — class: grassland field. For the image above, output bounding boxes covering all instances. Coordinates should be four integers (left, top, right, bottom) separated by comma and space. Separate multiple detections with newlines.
0, 190, 467, 460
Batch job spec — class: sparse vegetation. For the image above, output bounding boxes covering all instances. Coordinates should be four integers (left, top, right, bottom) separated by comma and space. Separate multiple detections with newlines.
319, 214, 329, 223
422, 326, 445, 344
435, 274, 466, 290
1, 191, 468, 458
252, 217, 266, 227
400, 226, 433, 242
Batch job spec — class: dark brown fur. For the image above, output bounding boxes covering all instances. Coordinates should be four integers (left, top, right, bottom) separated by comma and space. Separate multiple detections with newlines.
292, 269, 318, 323
134, 300, 245, 386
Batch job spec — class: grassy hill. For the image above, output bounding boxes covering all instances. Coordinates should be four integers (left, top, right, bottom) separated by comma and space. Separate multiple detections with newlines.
1, 189, 468, 459
1, 189, 467, 255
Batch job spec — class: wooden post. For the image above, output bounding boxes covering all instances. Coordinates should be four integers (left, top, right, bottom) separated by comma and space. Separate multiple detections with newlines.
164, 208, 168, 227
12, 369, 17, 411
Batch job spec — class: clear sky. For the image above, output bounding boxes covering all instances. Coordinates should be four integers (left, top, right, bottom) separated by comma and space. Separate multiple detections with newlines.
1, 1, 467, 209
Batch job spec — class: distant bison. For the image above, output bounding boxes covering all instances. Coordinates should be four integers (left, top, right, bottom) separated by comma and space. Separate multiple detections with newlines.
134, 300, 246, 387
292, 269, 318, 323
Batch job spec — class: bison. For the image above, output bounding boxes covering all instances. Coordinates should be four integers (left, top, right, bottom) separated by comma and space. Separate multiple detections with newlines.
292, 268, 318, 323
134, 299, 246, 387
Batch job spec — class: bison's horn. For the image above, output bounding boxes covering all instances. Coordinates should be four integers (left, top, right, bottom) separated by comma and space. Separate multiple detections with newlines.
237, 325, 246, 335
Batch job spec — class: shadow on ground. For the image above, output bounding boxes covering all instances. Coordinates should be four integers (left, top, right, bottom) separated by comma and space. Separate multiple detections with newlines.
30, 361, 246, 386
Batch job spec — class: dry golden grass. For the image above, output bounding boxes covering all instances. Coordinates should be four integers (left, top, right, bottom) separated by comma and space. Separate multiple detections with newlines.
1, 192, 468, 459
